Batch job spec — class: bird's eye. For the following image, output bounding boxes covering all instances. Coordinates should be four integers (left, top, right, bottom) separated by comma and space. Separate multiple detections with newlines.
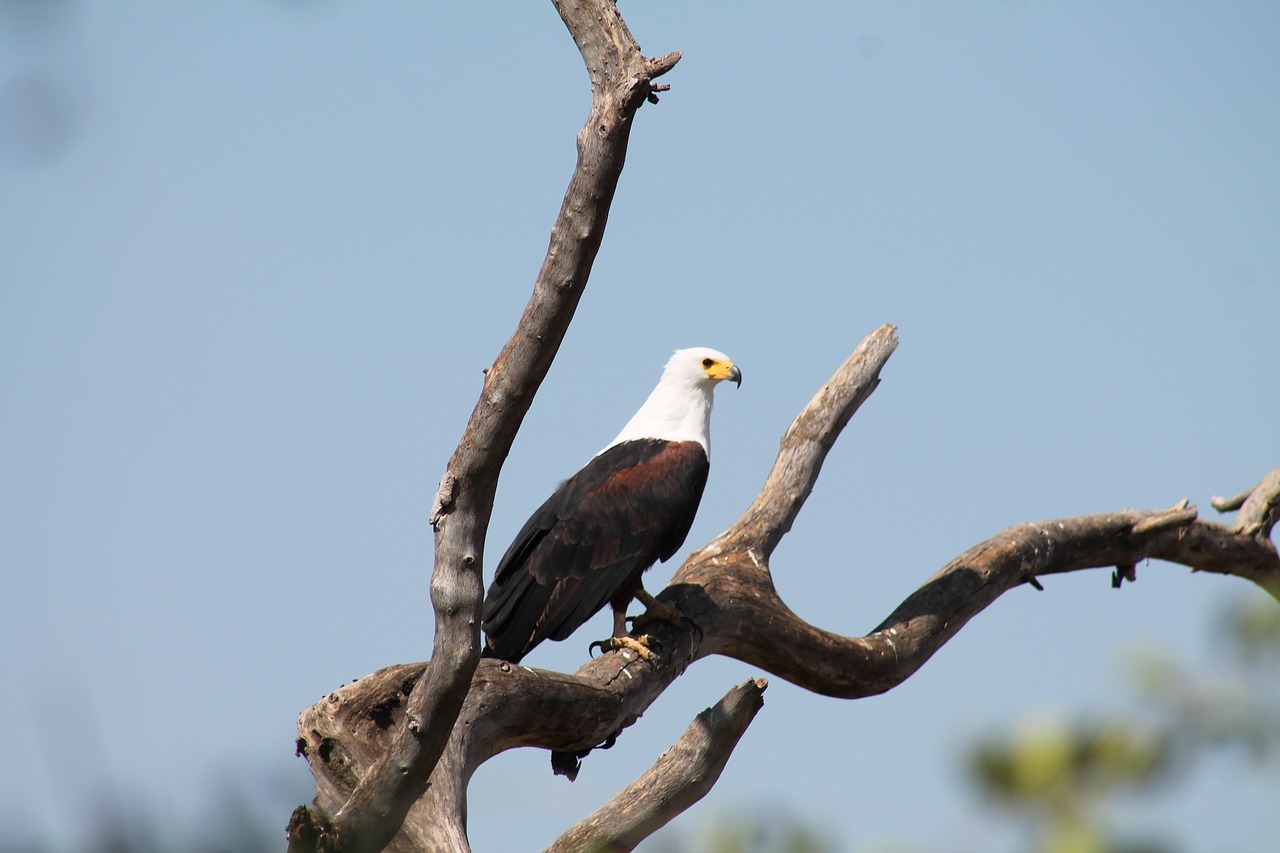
702, 358, 714, 368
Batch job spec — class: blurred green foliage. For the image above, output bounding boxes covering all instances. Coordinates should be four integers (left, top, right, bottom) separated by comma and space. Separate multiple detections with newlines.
964, 593, 1280, 853
662, 593, 1278, 853
4, 773, 298, 853
650, 806, 839, 853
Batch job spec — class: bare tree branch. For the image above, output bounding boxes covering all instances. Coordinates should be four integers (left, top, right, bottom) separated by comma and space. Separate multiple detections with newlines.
293, 325, 902, 845
293, 315, 1280, 849
290, 3, 1280, 849
297, 497, 1279, 849
686, 506, 1279, 700
288, 2, 682, 850
697, 323, 899, 563
1212, 468, 1280, 539
546, 679, 768, 853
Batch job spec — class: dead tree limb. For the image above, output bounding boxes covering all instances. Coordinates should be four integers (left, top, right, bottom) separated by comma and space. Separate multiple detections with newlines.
289, 2, 1280, 849
293, 314, 1280, 849
287, 2, 681, 850
682, 504, 1279, 701
1212, 468, 1280, 539
546, 679, 769, 853
698, 323, 900, 564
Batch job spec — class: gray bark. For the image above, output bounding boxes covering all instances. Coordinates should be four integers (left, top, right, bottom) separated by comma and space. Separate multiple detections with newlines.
293, 319, 1279, 850
287, 2, 1280, 850
287, 1, 681, 850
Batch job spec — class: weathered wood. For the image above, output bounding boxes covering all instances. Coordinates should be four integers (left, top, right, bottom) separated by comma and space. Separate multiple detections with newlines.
297, 498, 1279, 848
685, 505, 1279, 697
696, 323, 899, 564
294, 310, 1280, 849
290, 3, 1280, 850
287, 1, 682, 849
546, 679, 768, 853
1212, 468, 1280, 539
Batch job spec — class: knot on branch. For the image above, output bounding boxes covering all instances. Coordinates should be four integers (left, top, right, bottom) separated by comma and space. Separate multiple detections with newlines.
1211, 468, 1280, 540
639, 51, 682, 104
428, 472, 457, 529
615, 50, 683, 113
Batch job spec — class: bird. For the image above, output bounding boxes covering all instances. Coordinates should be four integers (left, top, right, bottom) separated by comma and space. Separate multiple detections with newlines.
481, 347, 741, 664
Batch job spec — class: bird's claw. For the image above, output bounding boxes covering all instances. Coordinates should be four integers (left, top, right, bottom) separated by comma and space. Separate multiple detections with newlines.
629, 597, 696, 633
589, 634, 656, 661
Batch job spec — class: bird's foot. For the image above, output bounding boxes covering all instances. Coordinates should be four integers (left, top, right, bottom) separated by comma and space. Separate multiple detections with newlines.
629, 594, 695, 634
589, 634, 656, 661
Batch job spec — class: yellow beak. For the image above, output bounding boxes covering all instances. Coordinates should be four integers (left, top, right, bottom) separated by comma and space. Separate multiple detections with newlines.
708, 361, 742, 387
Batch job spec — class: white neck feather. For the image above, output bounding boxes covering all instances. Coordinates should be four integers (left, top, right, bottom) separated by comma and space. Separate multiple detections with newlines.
601, 369, 717, 457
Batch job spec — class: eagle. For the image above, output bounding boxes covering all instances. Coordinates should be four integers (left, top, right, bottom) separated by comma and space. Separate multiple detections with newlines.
481, 347, 741, 663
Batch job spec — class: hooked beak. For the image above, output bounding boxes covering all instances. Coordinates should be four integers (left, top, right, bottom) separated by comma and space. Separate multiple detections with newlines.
703, 357, 742, 388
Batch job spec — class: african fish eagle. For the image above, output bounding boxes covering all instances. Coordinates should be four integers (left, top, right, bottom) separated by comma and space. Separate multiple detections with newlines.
481, 347, 741, 663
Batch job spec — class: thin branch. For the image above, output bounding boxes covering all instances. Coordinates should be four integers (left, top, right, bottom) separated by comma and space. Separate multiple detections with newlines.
1212, 468, 1280, 539
290, 1, 682, 849
695, 323, 898, 564
1131, 499, 1195, 534
546, 679, 768, 853
1211, 488, 1253, 514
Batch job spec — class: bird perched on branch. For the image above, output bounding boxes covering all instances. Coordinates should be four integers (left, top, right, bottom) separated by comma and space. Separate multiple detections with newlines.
481, 347, 741, 664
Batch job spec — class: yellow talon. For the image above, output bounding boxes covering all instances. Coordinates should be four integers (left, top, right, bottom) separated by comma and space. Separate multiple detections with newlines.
589, 634, 656, 661
611, 635, 654, 660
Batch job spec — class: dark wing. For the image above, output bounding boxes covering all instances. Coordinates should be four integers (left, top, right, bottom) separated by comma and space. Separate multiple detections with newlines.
481, 439, 709, 663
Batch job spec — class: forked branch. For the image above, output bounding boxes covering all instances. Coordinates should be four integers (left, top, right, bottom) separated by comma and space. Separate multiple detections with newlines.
289, 2, 1279, 849
288, 1, 682, 850
293, 318, 1280, 850
547, 679, 768, 853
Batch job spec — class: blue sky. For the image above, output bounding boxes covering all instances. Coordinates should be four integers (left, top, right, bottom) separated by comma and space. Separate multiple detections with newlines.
2, 1, 1277, 850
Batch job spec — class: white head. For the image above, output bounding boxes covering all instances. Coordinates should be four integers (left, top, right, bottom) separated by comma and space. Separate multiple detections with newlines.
602, 347, 741, 456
